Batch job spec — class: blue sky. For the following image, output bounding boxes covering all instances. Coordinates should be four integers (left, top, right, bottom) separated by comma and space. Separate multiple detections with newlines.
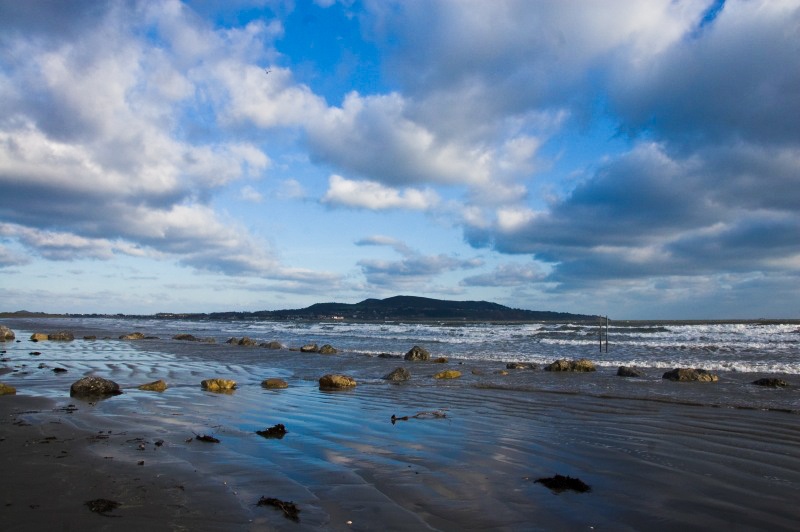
1, 0, 799, 319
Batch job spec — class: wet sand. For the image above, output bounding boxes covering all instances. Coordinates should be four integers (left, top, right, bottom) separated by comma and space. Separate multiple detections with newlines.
1, 319, 800, 530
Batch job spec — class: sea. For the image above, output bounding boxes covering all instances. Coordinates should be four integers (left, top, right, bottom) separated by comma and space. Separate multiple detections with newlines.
3, 316, 799, 413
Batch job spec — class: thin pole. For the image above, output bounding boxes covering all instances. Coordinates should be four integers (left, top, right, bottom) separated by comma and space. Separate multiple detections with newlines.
605, 316, 609, 353
599, 317, 602, 352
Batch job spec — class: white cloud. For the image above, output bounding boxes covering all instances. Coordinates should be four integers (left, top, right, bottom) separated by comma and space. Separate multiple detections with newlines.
322, 174, 440, 211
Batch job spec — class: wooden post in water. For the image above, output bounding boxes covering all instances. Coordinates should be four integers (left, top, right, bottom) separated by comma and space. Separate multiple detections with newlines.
598, 317, 602, 353
605, 316, 609, 353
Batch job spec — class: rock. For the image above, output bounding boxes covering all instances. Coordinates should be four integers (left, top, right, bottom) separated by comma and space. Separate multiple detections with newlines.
261, 378, 289, 389
225, 337, 238, 344
172, 334, 215, 343
83, 336, 97, 340
29, 332, 49, 341
495, 370, 509, 376
404, 345, 430, 361
48, 331, 75, 341
377, 353, 401, 359
138, 379, 168, 392
53, 367, 68, 374
256, 424, 287, 439
300, 343, 319, 353
545, 358, 597, 372
201, 378, 237, 392
119, 332, 146, 340
433, 357, 449, 363
0, 382, 17, 395
662, 368, 719, 382
506, 362, 536, 370
752, 378, 789, 387
383, 367, 411, 382
260, 341, 283, 349
319, 374, 357, 390
318, 344, 338, 354
0, 325, 15, 341
434, 370, 462, 379
535, 474, 591, 493
70, 376, 122, 398
617, 366, 644, 377
238, 337, 258, 346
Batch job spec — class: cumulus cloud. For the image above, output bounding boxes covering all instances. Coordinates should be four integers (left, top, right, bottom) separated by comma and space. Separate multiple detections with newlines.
322, 174, 439, 211
355, 235, 482, 289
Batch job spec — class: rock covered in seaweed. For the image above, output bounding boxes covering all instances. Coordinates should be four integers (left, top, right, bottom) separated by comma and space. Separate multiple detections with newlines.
201, 378, 237, 392
318, 344, 338, 354
300, 343, 319, 353
0, 382, 17, 395
433, 370, 461, 379
260, 341, 283, 349
662, 368, 718, 382
173, 334, 215, 343
119, 332, 146, 340
70, 376, 122, 398
138, 379, 168, 392
404, 345, 430, 361
751, 378, 788, 387
506, 362, 536, 370
545, 358, 596, 372
319, 374, 357, 390
261, 378, 289, 389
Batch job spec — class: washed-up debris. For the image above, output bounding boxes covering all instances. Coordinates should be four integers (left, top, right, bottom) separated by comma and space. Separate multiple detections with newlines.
534, 474, 591, 493
256, 424, 287, 439
194, 433, 220, 443
257, 497, 300, 521
391, 410, 448, 425
85, 498, 120, 515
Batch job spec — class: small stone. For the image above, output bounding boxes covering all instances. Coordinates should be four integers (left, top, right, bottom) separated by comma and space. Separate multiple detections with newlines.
261, 378, 289, 389
138, 379, 168, 392
319, 374, 357, 390
433, 370, 461, 379
506, 362, 536, 370
201, 378, 237, 392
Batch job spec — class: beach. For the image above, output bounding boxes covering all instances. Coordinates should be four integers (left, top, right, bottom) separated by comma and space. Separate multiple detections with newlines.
1, 317, 799, 530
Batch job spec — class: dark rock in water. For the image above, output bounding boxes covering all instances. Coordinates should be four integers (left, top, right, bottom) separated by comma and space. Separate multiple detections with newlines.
173, 334, 216, 343
256, 424, 287, 439
383, 367, 411, 382
318, 344, 338, 354
53, 367, 68, 374
506, 362, 536, 370
377, 353, 401, 359
319, 374, 356, 390
225, 337, 238, 344
85, 498, 120, 514
617, 366, 644, 377
83, 335, 97, 340
261, 378, 288, 389
662, 368, 718, 382
0, 325, 15, 341
260, 341, 283, 349
119, 332, 146, 340
201, 378, 236, 392
48, 331, 75, 341
238, 337, 258, 346
535, 474, 591, 493
433, 357, 449, 363
300, 343, 319, 353
752, 378, 789, 387
138, 379, 168, 392
545, 358, 596, 372
404, 345, 430, 361
29, 351, 41, 356
70, 376, 122, 398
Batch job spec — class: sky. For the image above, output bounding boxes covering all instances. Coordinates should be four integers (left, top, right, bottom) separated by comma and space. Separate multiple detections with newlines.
1, 0, 799, 319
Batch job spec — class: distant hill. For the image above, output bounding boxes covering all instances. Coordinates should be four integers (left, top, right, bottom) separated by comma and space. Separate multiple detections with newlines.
201, 295, 599, 322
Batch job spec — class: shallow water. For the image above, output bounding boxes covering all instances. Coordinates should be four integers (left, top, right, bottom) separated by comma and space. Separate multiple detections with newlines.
2, 318, 800, 530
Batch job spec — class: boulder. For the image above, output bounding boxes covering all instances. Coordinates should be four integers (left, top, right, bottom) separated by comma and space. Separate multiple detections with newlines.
238, 337, 258, 346
382, 367, 411, 382
173, 334, 215, 343
404, 346, 430, 361
0, 325, 15, 341
377, 353, 401, 359
752, 378, 789, 387
318, 344, 338, 354
261, 378, 289, 389
617, 366, 644, 378
662, 368, 719, 382
434, 370, 462, 380
545, 358, 597, 372
319, 374, 357, 390
506, 362, 536, 370
138, 379, 168, 392
260, 341, 283, 350
300, 343, 319, 353
119, 332, 145, 340
30, 333, 49, 341
201, 378, 237, 392
0, 382, 16, 395
70, 376, 122, 398
48, 331, 75, 341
